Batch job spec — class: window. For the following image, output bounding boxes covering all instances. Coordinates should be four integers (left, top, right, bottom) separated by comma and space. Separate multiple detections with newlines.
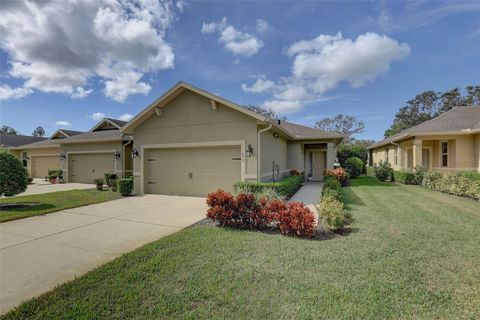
384, 147, 389, 164
441, 141, 448, 167
394, 147, 398, 165
21, 152, 28, 167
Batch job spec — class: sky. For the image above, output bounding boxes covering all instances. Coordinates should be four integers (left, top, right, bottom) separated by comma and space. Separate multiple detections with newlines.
0, 0, 479, 141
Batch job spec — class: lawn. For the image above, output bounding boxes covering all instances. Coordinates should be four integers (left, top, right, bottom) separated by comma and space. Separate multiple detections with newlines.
2, 176, 479, 319
0, 189, 121, 222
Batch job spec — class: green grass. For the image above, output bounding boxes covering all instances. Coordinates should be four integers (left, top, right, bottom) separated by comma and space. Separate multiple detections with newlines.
3, 176, 480, 319
0, 189, 121, 222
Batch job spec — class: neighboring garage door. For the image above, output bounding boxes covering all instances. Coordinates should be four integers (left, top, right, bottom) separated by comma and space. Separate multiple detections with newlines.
144, 146, 241, 196
31, 155, 60, 178
69, 153, 115, 184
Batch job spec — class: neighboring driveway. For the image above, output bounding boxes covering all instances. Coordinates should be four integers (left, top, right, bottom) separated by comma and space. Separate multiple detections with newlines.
16, 178, 94, 196
0, 195, 207, 313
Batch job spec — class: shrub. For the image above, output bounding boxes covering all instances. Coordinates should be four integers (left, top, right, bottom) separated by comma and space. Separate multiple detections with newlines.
27, 177, 33, 184
275, 202, 316, 238
337, 145, 368, 169
289, 169, 302, 176
93, 178, 104, 185
321, 187, 343, 202
118, 178, 133, 196
394, 166, 427, 185
206, 189, 237, 226
48, 169, 63, 179
0, 151, 28, 197
233, 175, 303, 199
323, 176, 342, 192
366, 165, 375, 177
422, 171, 480, 201
374, 160, 393, 182
319, 195, 346, 231
324, 168, 349, 186
345, 157, 363, 179
104, 173, 118, 187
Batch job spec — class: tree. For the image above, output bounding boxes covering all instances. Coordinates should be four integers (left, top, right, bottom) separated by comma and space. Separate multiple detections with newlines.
32, 126, 46, 137
348, 138, 376, 148
0, 151, 28, 197
384, 85, 479, 137
315, 114, 365, 137
337, 145, 368, 168
245, 105, 287, 121
0, 126, 20, 135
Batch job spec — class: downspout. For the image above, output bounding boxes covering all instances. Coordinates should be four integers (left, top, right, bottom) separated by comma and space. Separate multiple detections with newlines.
257, 122, 273, 182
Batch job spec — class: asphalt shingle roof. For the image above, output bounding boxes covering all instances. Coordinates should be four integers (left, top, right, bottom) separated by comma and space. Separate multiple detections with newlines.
368, 106, 480, 149
279, 121, 345, 139
105, 118, 127, 127
0, 134, 48, 148
58, 129, 124, 143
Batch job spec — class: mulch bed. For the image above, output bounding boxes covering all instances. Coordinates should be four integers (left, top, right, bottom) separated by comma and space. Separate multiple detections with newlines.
0, 202, 41, 210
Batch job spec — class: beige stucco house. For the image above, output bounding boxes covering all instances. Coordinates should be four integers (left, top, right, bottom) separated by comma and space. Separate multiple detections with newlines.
9, 82, 343, 196
368, 106, 480, 173
121, 82, 344, 196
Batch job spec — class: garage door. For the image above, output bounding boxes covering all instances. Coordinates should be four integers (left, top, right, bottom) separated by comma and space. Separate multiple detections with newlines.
144, 146, 241, 196
31, 155, 61, 178
69, 153, 115, 184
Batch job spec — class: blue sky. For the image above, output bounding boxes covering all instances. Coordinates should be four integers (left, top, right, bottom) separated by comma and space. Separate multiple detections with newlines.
1, 0, 479, 141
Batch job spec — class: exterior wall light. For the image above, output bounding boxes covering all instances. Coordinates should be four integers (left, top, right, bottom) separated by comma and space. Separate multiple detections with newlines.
246, 144, 254, 157
114, 151, 121, 159
273, 133, 279, 139
59, 153, 66, 161
131, 147, 139, 159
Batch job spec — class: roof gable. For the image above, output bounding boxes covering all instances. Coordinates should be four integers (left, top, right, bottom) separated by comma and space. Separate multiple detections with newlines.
90, 118, 125, 132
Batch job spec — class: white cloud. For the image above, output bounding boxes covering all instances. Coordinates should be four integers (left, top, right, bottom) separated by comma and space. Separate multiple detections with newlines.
92, 112, 106, 121
256, 19, 269, 32
118, 113, 134, 122
201, 17, 263, 57
55, 121, 72, 127
243, 32, 410, 114
0, 0, 181, 102
0, 85, 33, 101
71, 87, 92, 99
241, 76, 275, 93
262, 100, 302, 114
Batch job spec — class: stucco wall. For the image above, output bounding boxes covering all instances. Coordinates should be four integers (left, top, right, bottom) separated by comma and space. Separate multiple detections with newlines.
260, 130, 288, 182
287, 142, 304, 171
475, 134, 480, 171
131, 90, 259, 194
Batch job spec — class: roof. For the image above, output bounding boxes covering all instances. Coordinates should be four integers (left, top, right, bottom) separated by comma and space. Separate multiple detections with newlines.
0, 134, 48, 148
105, 118, 127, 127
122, 81, 344, 141
89, 118, 127, 132
279, 121, 345, 139
57, 129, 126, 144
10, 138, 61, 149
59, 129, 84, 136
368, 106, 480, 149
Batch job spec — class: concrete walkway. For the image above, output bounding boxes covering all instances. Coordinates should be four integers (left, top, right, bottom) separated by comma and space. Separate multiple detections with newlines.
289, 182, 323, 206
14, 178, 94, 196
0, 195, 207, 313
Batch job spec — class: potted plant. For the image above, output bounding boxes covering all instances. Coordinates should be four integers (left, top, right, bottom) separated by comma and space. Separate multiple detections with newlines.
93, 178, 104, 191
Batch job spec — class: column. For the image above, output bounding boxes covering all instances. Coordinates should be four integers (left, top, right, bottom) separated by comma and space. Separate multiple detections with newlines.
327, 142, 335, 169
413, 138, 422, 168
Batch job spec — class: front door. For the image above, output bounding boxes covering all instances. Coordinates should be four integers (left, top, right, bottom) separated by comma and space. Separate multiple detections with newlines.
422, 148, 430, 169
312, 151, 326, 181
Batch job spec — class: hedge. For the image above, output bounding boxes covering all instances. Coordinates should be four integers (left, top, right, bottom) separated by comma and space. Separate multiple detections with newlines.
319, 176, 347, 231
366, 165, 375, 177
233, 175, 303, 199
345, 157, 363, 179
0, 151, 28, 197
422, 171, 480, 201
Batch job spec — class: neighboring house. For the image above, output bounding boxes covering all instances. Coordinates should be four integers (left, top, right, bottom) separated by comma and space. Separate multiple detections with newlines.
122, 82, 344, 196
0, 133, 47, 149
368, 106, 480, 173
9, 129, 83, 178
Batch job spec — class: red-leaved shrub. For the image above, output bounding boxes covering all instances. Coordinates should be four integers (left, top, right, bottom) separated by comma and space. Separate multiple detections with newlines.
206, 190, 316, 238
324, 168, 350, 186
276, 202, 316, 238
289, 169, 302, 176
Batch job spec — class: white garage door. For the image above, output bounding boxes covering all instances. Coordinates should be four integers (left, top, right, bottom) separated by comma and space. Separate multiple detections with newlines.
69, 153, 115, 184
31, 155, 61, 178
144, 146, 241, 196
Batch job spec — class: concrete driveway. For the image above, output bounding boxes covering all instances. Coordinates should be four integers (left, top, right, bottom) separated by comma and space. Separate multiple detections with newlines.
0, 195, 207, 313
15, 178, 94, 197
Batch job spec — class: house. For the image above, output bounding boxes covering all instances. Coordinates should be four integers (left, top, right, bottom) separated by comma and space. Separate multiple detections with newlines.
0, 133, 47, 149
368, 106, 480, 173
8, 82, 344, 195
9, 130, 83, 178
122, 82, 344, 196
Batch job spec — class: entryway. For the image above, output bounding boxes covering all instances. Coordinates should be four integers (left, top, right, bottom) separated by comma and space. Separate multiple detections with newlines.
306, 150, 326, 181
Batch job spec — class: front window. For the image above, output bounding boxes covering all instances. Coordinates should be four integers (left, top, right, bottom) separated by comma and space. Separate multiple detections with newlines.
441, 141, 448, 167
21, 152, 28, 167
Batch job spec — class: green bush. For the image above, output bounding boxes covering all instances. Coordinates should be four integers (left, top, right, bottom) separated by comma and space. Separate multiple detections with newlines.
319, 195, 346, 231
93, 178, 104, 185
118, 178, 134, 196
233, 175, 303, 198
323, 176, 342, 192
0, 151, 28, 197
365, 165, 375, 177
27, 177, 33, 184
394, 167, 427, 185
374, 160, 393, 182
321, 186, 343, 202
337, 145, 368, 169
422, 171, 480, 200
104, 173, 118, 187
48, 168, 63, 179
345, 157, 363, 179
